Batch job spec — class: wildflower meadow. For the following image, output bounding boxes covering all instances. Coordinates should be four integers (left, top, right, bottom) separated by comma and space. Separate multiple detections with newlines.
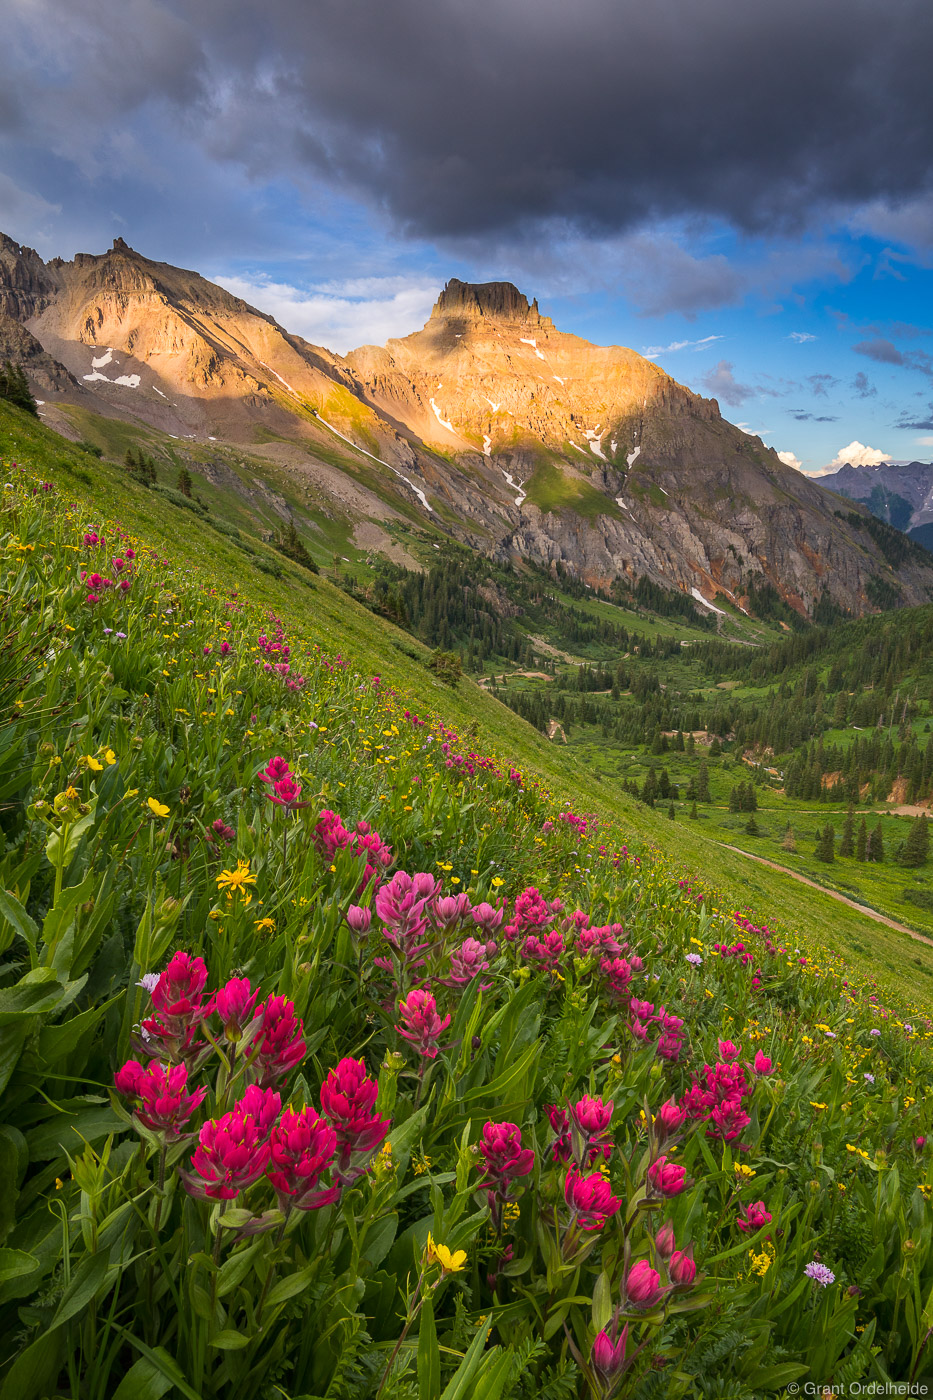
2, 463, 933, 1398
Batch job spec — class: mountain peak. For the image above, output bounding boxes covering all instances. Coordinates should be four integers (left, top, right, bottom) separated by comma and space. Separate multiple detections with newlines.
430, 278, 543, 324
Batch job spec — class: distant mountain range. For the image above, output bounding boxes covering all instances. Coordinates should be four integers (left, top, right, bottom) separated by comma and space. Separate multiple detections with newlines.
2, 231, 932, 618
818, 460, 933, 553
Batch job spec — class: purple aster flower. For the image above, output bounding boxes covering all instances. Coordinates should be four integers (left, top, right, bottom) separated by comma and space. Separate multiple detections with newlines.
864, 1072, 875, 1083
804, 1261, 835, 1287
870, 1029, 881, 1037
685, 952, 703, 966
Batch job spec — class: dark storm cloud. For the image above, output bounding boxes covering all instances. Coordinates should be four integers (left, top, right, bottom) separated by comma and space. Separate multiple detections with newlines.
4, 0, 933, 245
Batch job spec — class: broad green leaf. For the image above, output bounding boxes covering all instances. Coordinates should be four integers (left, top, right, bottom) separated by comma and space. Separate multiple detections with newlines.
210, 1329, 252, 1350
265, 1264, 317, 1308
0, 1249, 38, 1284
115, 1332, 203, 1400
0, 888, 38, 961
111, 1357, 175, 1400
50, 1248, 114, 1328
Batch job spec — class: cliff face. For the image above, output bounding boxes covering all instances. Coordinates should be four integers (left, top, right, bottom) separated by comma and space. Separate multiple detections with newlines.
0, 240, 930, 616
346, 281, 933, 613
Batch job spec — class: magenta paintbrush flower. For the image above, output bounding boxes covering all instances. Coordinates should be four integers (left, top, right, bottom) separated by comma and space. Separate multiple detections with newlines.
320, 1056, 390, 1175
445, 936, 495, 987
396, 989, 452, 1059
591, 1323, 631, 1388
248, 994, 306, 1086
267, 1105, 340, 1211
215, 977, 261, 1042
267, 774, 302, 808
259, 755, 292, 785
564, 1166, 622, 1231
737, 1200, 772, 1233
647, 1155, 689, 1196
476, 1120, 535, 1201
623, 1259, 664, 1309
150, 951, 212, 1029
114, 1058, 205, 1138
668, 1245, 697, 1287
179, 1087, 281, 1201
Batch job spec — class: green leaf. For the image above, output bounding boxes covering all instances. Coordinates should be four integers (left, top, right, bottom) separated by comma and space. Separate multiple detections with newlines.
746, 1362, 809, 1387
37, 993, 119, 1066
0, 888, 38, 961
0, 1249, 38, 1284
111, 1357, 175, 1400
0, 1023, 28, 1097
0, 1327, 64, 1400
387, 1105, 429, 1162
265, 1264, 317, 1308
210, 1329, 252, 1351
591, 1269, 612, 1332
471, 1349, 514, 1400
25, 1103, 126, 1161
362, 1212, 398, 1270
417, 1291, 440, 1400
50, 1248, 114, 1328
216, 1207, 255, 1229
0, 969, 65, 1023
438, 1316, 493, 1400
115, 1332, 203, 1400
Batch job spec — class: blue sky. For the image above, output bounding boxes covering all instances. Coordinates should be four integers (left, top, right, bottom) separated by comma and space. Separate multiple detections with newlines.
2, 0, 932, 474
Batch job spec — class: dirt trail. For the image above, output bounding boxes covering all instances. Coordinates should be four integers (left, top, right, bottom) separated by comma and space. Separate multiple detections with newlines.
714, 842, 933, 949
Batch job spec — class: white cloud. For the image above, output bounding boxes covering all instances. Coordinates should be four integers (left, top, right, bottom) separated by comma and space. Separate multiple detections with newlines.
643, 334, 723, 357
777, 450, 803, 471
212, 273, 442, 354
826, 439, 893, 469
788, 331, 817, 343
915, 435, 933, 446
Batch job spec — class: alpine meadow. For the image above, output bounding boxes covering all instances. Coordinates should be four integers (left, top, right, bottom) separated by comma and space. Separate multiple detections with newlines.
5, 0, 933, 1394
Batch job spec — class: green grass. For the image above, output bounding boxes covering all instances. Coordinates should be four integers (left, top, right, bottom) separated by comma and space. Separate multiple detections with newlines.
7, 398, 933, 1004
525, 456, 625, 521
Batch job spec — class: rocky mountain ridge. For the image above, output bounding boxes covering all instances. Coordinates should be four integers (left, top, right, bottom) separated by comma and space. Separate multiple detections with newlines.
818, 460, 933, 538
1, 233, 931, 618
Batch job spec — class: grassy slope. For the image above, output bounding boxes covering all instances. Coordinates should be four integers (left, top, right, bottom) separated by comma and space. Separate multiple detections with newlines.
7, 399, 933, 1003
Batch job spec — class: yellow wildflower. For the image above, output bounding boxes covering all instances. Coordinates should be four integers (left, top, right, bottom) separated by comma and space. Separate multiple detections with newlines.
425, 1232, 467, 1273
83, 755, 103, 772
216, 860, 257, 896
147, 797, 170, 818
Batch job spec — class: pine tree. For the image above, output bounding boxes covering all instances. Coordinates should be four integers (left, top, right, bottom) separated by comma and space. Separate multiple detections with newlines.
667, 801, 675, 821
896, 815, 930, 867
696, 761, 711, 803
867, 822, 885, 863
0, 361, 38, 416
781, 824, 797, 853
177, 467, 193, 498
686, 732, 696, 755
856, 817, 867, 861
689, 800, 698, 820
745, 814, 759, 836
